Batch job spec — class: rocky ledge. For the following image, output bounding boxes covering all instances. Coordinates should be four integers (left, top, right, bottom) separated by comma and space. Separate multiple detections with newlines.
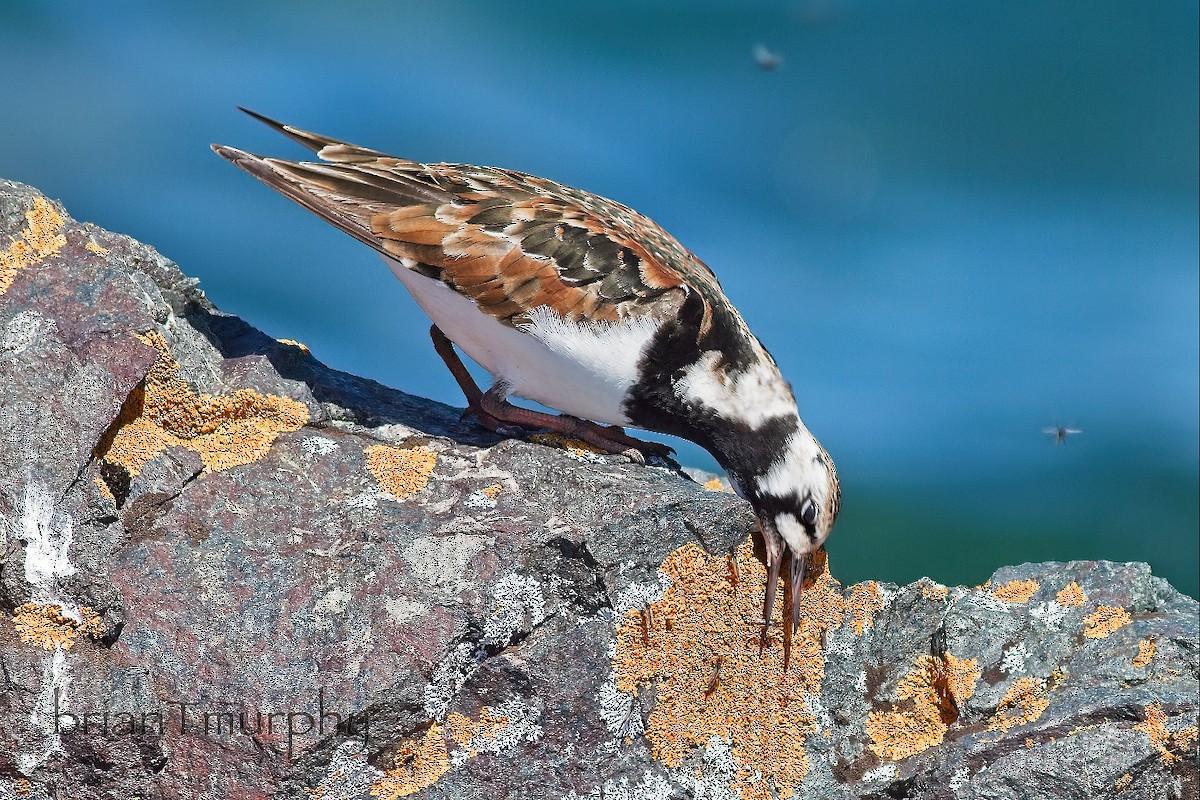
0, 178, 1196, 800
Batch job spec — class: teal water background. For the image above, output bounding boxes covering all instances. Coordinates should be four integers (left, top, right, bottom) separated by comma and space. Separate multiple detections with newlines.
2, 2, 1196, 596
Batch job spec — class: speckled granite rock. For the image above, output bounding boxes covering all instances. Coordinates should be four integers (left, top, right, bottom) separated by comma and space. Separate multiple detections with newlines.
0, 178, 1196, 800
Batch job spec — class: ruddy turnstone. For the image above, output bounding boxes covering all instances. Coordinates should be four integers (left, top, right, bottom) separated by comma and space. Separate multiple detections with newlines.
213, 109, 840, 633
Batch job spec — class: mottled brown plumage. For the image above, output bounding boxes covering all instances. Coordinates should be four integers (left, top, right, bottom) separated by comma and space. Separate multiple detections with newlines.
220, 109, 734, 337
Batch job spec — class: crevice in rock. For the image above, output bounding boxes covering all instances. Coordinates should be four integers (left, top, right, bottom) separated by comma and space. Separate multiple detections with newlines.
542, 537, 613, 614
92, 375, 150, 509
118, 467, 200, 548
862, 774, 919, 799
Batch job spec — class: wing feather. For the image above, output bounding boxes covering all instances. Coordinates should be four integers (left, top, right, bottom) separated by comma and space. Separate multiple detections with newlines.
213, 110, 735, 331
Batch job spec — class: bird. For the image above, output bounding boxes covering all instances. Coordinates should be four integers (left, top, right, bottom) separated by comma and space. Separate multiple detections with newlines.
212, 108, 840, 636
1042, 425, 1082, 445
752, 44, 784, 72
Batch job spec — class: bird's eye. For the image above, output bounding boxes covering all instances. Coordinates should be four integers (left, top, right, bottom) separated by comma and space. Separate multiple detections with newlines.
800, 499, 818, 527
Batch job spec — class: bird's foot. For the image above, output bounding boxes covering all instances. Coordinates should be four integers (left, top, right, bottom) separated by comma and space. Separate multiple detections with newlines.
587, 423, 677, 460
535, 416, 650, 464
561, 419, 676, 462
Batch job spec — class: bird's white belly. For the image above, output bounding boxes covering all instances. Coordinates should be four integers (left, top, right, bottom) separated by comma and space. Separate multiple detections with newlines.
382, 256, 660, 426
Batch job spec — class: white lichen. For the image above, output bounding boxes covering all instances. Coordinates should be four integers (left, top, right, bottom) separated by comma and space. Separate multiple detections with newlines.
804, 693, 834, 733
483, 573, 548, 648
424, 643, 477, 720
462, 490, 498, 510
1030, 600, 1068, 629
448, 697, 543, 767
314, 587, 352, 617
1, 308, 51, 354
307, 737, 382, 800
614, 577, 669, 617
383, 597, 427, 625
824, 624, 857, 661
948, 766, 971, 792
402, 534, 487, 593
685, 736, 740, 800
564, 770, 676, 800
862, 763, 898, 783
597, 678, 643, 747
1000, 642, 1031, 674
300, 435, 339, 457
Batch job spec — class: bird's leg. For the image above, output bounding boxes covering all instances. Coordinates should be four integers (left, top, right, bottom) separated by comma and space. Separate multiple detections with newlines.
477, 384, 651, 464
430, 325, 669, 461
428, 325, 523, 436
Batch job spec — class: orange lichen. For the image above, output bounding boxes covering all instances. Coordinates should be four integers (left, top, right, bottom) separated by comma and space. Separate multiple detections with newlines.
0, 196, 66, 295
94, 331, 309, 479
84, 239, 108, 256
366, 445, 437, 499
479, 483, 503, 500
1133, 702, 1196, 764
1055, 582, 1086, 607
1083, 606, 1131, 639
613, 539, 846, 800
992, 579, 1040, 603
12, 603, 105, 650
370, 724, 450, 799
369, 709, 507, 798
446, 707, 509, 756
93, 474, 115, 504
920, 582, 949, 601
528, 432, 605, 458
13, 778, 31, 797
702, 477, 727, 492
1132, 637, 1156, 668
864, 652, 980, 760
846, 581, 884, 635
276, 338, 311, 354
1113, 774, 1132, 791
988, 676, 1050, 732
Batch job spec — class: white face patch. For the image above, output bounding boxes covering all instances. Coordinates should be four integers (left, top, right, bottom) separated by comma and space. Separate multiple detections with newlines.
757, 430, 835, 552
774, 512, 814, 554
674, 350, 797, 430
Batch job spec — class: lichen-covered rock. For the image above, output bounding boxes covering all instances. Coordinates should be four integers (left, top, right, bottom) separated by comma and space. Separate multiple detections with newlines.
0, 178, 1196, 800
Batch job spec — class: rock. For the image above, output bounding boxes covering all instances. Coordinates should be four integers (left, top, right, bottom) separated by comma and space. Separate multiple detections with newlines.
0, 177, 1195, 800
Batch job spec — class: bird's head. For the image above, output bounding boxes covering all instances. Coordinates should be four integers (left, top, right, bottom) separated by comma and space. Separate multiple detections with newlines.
728, 427, 840, 632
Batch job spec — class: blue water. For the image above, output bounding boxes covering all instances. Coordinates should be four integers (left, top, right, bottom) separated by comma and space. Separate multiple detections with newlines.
2, 1, 1196, 595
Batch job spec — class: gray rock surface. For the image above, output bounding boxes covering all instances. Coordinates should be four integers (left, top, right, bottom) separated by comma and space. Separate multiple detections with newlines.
0, 178, 1196, 799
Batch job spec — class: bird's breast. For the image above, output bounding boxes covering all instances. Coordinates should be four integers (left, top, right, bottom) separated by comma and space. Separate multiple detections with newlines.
382, 255, 662, 426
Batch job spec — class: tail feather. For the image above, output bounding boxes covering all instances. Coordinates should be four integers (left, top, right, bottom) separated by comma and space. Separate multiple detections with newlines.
210, 145, 380, 250
211, 109, 465, 256
237, 106, 382, 157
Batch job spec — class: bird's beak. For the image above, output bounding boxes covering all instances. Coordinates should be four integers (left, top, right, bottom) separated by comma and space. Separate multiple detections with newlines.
758, 517, 785, 632
753, 520, 811, 662
789, 550, 808, 635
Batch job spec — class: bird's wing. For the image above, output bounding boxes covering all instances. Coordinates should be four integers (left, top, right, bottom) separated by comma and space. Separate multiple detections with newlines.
213, 110, 732, 331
